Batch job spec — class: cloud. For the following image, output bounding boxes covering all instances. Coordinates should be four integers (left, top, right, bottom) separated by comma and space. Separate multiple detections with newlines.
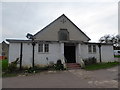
2, 1, 118, 42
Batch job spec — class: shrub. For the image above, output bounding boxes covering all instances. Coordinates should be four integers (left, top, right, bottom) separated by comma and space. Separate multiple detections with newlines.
2, 59, 8, 71
25, 67, 35, 73
83, 57, 97, 66
24, 65, 49, 74
7, 58, 19, 72
57, 60, 62, 65
54, 59, 64, 70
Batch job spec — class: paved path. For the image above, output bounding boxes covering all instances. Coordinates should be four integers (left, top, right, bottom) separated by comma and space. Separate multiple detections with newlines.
2, 66, 119, 88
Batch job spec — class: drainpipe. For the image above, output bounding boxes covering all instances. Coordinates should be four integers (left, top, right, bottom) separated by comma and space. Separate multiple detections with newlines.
98, 43, 102, 62
20, 42, 23, 70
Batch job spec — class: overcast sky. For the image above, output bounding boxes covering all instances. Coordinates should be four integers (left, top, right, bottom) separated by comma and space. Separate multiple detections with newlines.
1, 0, 119, 43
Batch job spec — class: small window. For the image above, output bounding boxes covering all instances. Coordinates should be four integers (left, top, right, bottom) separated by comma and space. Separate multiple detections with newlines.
93, 45, 96, 53
88, 45, 92, 53
38, 43, 49, 53
58, 29, 69, 41
45, 44, 49, 52
38, 44, 43, 52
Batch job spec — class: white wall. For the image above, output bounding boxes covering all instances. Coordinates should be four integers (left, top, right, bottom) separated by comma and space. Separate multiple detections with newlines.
9, 42, 63, 67
22, 43, 32, 66
9, 43, 20, 63
34, 43, 63, 65
80, 44, 114, 62
9, 42, 115, 67
80, 44, 99, 62
101, 45, 114, 62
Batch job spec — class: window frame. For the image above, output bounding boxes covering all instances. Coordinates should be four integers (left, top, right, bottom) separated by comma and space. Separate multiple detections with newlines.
38, 43, 44, 53
58, 29, 69, 41
38, 43, 49, 53
44, 44, 49, 53
88, 45, 92, 53
88, 44, 97, 54
93, 45, 96, 53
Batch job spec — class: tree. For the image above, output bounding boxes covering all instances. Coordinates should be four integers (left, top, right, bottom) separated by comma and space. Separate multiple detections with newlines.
116, 34, 120, 45
99, 34, 120, 46
99, 34, 111, 43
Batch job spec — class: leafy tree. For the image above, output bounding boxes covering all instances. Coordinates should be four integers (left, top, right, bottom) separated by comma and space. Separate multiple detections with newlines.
99, 34, 111, 43
116, 34, 120, 44
99, 34, 120, 46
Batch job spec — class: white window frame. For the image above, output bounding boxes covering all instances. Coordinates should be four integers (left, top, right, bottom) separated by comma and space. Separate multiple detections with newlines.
38, 43, 49, 53
88, 45, 92, 53
38, 43, 43, 53
88, 44, 96, 53
93, 45, 96, 53
44, 44, 49, 52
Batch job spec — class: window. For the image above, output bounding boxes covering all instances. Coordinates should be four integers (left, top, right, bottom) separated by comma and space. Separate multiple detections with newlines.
45, 44, 49, 52
88, 45, 92, 53
38, 43, 49, 53
38, 44, 43, 52
88, 45, 96, 53
58, 29, 69, 41
93, 45, 96, 53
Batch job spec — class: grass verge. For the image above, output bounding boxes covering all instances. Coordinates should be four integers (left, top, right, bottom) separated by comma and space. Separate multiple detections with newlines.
2, 73, 18, 77
84, 61, 120, 70
0, 59, 8, 70
114, 55, 120, 58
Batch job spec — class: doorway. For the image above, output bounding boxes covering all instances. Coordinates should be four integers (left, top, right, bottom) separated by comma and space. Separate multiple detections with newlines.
64, 44, 76, 63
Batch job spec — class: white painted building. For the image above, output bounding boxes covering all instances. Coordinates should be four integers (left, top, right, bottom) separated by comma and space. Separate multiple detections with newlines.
7, 14, 115, 67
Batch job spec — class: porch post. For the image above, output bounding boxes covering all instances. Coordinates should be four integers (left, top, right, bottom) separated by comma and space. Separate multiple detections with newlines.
60, 43, 65, 64
78, 43, 82, 63
61, 43, 64, 55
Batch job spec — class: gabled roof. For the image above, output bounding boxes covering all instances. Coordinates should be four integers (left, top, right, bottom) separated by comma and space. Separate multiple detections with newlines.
34, 14, 91, 41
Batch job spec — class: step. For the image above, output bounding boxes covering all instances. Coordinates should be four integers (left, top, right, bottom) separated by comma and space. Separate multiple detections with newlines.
67, 65, 81, 68
66, 63, 80, 65
66, 63, 80, 67
67, 66, 81, 69
67, 67, 81, 69
66, 63, 81, 69
66, 64, 80, 66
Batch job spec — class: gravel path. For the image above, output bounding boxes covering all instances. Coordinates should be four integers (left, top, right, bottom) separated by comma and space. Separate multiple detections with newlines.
69, 66, 119, 88
2, 66, 119, 88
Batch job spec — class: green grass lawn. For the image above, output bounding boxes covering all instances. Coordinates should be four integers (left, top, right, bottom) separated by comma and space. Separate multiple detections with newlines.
2, 73, 18, 77
114, 55, 120, 58
0, 59, 8, 70
84, 61, 120, 70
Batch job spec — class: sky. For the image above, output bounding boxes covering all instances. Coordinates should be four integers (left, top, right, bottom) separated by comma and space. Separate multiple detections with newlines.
1, 0, 119, 43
